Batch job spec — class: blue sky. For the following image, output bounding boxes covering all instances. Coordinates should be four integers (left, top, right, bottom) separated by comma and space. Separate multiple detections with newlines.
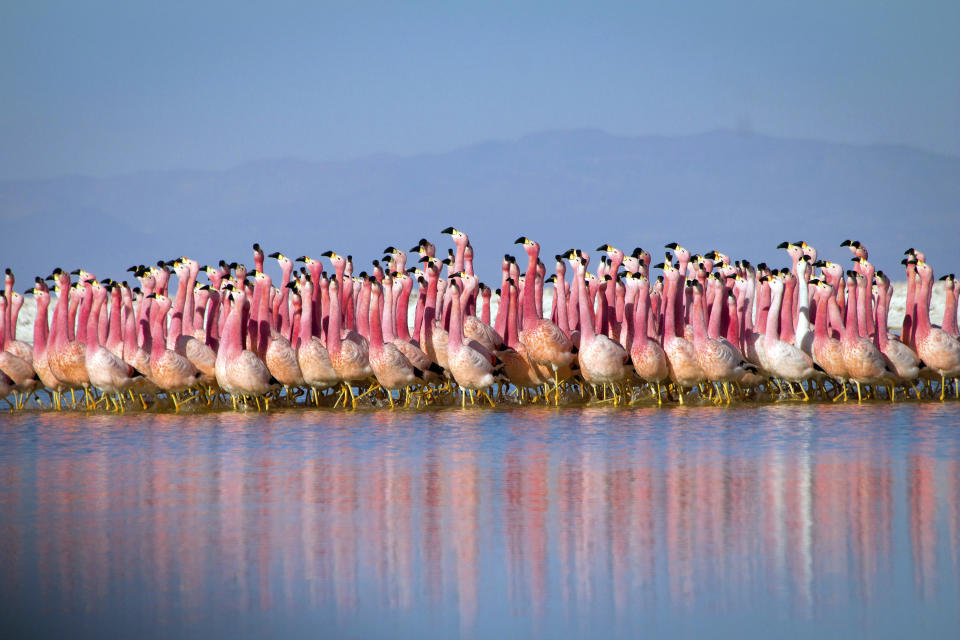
2, 1, 958, 179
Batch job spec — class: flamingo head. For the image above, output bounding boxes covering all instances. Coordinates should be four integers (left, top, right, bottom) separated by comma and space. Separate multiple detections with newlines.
664, 242, 690, 262
514, 236, 540, 258
270, 252, 293, 270
441, 226, 469, 246
3, 268, 13, 287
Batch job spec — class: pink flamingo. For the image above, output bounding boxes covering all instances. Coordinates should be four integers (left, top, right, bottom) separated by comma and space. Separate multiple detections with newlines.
146, 293, 201, 410
689, 280, 752, 403
913, 261, 960, 400
325, 278, 373, 409
839, 272, 888, 402
763, 275, 817, 399
874, 271, 921, 396
627, 273, 669, 402
657, 260, 703, 403
810, 280, 849, 400
367, 279, 419, 406
214, 286, 276, 409
445, 282, 496, 407
514, 237, 574, 402
84, 282, 140, 410
290, 278, 339, 403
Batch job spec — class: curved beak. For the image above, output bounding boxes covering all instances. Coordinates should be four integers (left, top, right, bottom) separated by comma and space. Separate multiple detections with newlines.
514, 236, 528, 245
441, 226, 455, 235
267, 251, 281, 259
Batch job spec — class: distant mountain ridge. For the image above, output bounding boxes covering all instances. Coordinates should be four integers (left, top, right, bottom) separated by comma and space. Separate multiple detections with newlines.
3, 129, 958, 284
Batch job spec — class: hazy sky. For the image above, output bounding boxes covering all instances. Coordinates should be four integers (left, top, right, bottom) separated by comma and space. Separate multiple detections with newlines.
2, 1, 958, 179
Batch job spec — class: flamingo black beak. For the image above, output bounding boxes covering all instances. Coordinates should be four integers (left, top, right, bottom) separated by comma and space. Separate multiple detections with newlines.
664, 242, 679, 250
441, 226, 455, 234
268, 251, 281, 259
840, 239, 852, 247
777, 241, 790, 249
252, 243, 261, 252
383, 246, 396, 254
514, 236, 528, 245
70, 269, 81, 275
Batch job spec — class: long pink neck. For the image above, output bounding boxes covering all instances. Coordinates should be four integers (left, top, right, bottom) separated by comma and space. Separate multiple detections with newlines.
914, 273, 933, 341
257, 278, 272, 357
297, 287, 313, 346
813, 294, 829, 342
522, 250, 540, 327
168, 273, 189, 347
780, 279, 796, 343
67, 292, 79, 342
875, 286, 890, 350
764, 284, 782, 348
691, 289, 708, 346
756, 282, 771, 334
396, 278, 413, 342
106, 291, 123, 352
369, 290, 384, 351
481, 291, 491, 325
506, 285, 520, 349
123, 296, 138, 357
205, 291, 221, 349
356, 282, 371, 339
708, 284, 724, 339
843, 281, 859, 342
327, 284, 343, 356
149, 303, 168, 363
34, 296, 50, 355
902, 269, 916, 344
493, 271, 509, 339
577, 273, 596, 344
86, 291, 106, 359
942, 282, 958, 336
447, 290, 463, 348
221, 295, 244, 361
382, 282, 397, 343
632, 286, 650, 352
76, 286, 93, 344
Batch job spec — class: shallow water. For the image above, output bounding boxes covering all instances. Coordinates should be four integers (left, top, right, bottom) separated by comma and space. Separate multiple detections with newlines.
1, 404, 959, 638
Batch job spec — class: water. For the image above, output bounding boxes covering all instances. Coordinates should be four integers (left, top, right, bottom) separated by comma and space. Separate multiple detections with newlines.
1, 404, 959, 638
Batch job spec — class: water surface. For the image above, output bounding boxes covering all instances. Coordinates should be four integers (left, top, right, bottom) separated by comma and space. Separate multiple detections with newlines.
2, 404, 959, 638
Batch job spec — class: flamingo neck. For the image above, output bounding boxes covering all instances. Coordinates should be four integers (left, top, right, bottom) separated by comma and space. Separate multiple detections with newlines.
382, 283, 397, 343
506, 285, 520, 349
522, 251, 539, 327
33, 297, 50, 353
327, 286, 343, 356
576, 273, 596, 344
396, 278, 412, 342
875, 288, 890, 349
369, 291, 384, 351
149, 304, 167, 363
843, 282, 859, 341
764, 285, 782, 347
447, 292, 463, 348
632, 287, 649, 352
205, 292, 221, 349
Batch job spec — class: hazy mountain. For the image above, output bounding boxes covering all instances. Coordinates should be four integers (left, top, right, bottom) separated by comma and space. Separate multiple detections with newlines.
3, 129, 958, 286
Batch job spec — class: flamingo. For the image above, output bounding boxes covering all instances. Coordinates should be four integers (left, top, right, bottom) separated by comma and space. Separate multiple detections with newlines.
213, 286, 277, 409
810, 280, 850, 400
84, 282, 140, 410
514, 237, 574, 403
146, 293, 202, 410
326, 278, 373, 409
445, 282, 496, 407
839, 272, 888, 402
689, 280, 753, 403
626, 273, 669, 402
657, 260, 704, 403
288, 278, 340, 403
46, 269, 90, 405
573, 265, 629, 402
913, 261, 960, 400
874, 271, 921, 397
763, 275, 817, 400
367, 279, 420, 407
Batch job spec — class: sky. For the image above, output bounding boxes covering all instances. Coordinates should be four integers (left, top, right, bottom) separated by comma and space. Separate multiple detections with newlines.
1, 1, 959, 180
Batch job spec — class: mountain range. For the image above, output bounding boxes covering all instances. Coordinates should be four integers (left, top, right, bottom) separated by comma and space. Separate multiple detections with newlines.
3, 129, 958, 285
